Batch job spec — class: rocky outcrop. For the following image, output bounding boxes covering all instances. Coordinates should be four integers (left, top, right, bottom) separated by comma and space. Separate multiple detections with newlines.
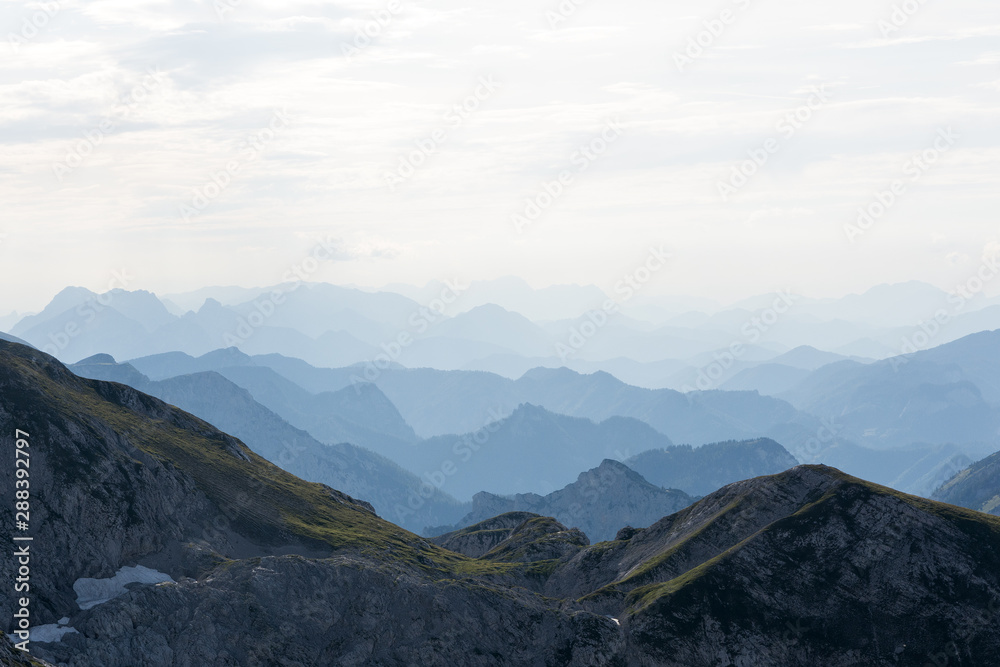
479, 516, 589, 563
430, 512, 540, 558
433, 513, 589, 564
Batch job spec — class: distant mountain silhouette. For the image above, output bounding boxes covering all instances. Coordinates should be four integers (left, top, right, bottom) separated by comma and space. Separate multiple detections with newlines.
779, 331, 1000, 454
430, 459, 694, 543
396, 403, 675, 500
625, 438, 799, 496
123, 346, 983, 497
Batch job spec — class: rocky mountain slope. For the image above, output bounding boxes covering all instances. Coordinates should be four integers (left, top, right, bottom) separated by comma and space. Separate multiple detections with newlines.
542, 465, 1000, 665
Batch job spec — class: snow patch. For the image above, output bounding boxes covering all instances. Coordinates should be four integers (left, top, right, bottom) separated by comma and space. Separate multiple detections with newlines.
74, 565, 174, 610
30, 622, 78, 643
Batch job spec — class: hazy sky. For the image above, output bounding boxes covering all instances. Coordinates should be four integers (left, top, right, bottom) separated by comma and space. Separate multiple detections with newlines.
2, 0, 999, 313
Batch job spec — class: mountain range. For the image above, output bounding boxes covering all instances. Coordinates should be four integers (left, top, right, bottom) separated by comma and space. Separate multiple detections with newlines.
68, 353, 799, 521
6, 337, 1000, 665
12, 281, 1000, 392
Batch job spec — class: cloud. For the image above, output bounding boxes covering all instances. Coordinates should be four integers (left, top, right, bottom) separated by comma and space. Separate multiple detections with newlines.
960, 51, 1000, 65
0, 0, 998, 312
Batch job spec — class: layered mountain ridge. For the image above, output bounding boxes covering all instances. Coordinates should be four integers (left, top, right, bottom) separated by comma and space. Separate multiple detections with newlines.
4, 339, 1000, 666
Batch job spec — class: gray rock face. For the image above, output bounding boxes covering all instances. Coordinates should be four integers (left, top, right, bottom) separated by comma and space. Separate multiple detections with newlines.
433, 513, 589, 563
435, 459, 694, 542
0, 342, 374, 626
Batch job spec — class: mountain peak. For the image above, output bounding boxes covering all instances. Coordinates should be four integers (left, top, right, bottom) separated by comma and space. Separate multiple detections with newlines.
198, 347, 253, 366
440, 458, 694, 542
198, 297, 225, 313
518, 366, 583, 382
75, 353, 118, 365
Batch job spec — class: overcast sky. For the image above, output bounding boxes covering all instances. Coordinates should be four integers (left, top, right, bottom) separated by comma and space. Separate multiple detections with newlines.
1, 0, 998, 313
